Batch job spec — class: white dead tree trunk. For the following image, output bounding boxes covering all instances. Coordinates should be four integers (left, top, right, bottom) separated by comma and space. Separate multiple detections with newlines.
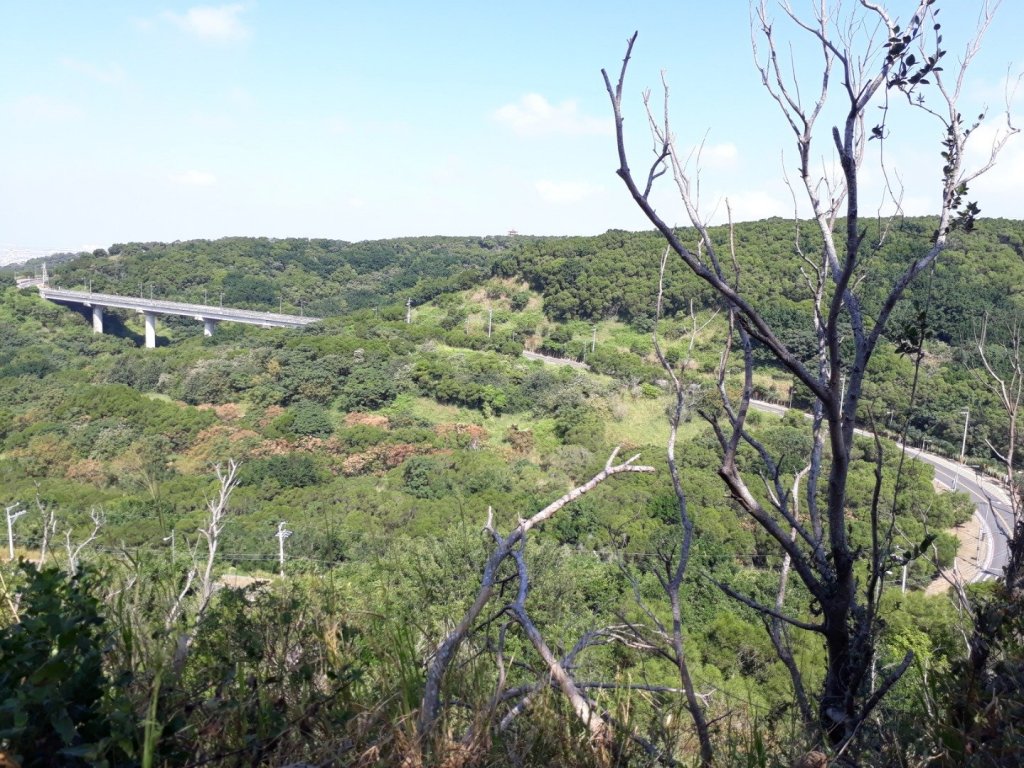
615, 257, 717, 765
603, 0, 1016, 750
35, 496, 57, 567
197, 459, 239, 612
63, 508, 104, 574
170, 459, 241, 675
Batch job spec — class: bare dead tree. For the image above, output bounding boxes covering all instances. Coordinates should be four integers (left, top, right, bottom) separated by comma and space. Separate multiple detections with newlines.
197, 459, 239, 612
617, 252, 716, 766
164, 555, 198, 633
63, 507, 104, 574
603, 0, 1016, 751
417, 448, 655, 747
169, 459, 241, 676
35, 494, 57, 568
766, 464, 817, 732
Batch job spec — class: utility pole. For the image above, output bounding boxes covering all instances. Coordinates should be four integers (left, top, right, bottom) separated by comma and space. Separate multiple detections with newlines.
953, 408, 970, 491
487, 305, 493, 338
406, 298, 412, 325
276, 521, 292, 577
591, 324, 597, 354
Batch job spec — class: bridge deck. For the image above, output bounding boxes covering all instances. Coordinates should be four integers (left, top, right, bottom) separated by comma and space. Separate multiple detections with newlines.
39, 287, 320, 329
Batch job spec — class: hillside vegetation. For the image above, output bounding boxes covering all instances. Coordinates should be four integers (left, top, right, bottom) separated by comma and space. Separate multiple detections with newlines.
1, 219, 1022, 766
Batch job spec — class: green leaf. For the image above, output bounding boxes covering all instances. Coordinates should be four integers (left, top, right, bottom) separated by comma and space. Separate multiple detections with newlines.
50, 707, 77, 744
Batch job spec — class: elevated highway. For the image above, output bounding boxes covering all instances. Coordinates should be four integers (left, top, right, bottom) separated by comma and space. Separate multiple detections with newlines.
38, 286, 320, 347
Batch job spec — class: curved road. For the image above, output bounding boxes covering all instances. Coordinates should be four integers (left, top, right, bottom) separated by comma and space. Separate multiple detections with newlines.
749, 399, 1012, 583
515, 359, 1013, 583
906, 449, 1012, 581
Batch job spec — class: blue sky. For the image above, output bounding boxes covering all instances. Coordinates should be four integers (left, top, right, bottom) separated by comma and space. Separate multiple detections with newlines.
2, 1, 1021, 257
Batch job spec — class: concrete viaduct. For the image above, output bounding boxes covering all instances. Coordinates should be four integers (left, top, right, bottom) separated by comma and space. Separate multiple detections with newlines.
35, 285, 319, 348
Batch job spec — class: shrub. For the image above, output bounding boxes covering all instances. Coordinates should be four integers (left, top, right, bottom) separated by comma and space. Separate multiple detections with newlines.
240, 454, 324, 489
401, 456, 451, 499
0, 566, 135, 766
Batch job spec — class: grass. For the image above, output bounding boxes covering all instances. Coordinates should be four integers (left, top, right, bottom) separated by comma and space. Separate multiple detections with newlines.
387, 394, 475, 424
601, 393, 703, 448
382, 388, 699, 463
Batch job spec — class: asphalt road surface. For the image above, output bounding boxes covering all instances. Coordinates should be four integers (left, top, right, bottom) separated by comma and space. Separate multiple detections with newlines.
748, 399, 1012, 583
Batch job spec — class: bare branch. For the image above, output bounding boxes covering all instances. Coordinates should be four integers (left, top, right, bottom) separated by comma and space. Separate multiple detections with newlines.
713, 577, 824, 633
63, 507, 103, 574
418, 448, 654, 743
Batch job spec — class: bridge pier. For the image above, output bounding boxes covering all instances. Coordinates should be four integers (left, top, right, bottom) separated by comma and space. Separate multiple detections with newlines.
92, 306, 103, 334
202, 318, 217, 337
144, 312, 157, 348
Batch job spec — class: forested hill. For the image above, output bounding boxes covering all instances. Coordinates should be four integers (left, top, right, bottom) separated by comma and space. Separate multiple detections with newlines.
1, 217, 1022, 765
10, 216, 1022, 340
3, 216, 1021, 464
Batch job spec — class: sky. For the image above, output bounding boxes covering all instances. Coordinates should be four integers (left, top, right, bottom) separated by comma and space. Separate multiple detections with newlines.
2, 1, 1022, 260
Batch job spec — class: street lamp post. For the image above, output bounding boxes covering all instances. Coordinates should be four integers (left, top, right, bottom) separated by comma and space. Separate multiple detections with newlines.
952, 408, 970, 491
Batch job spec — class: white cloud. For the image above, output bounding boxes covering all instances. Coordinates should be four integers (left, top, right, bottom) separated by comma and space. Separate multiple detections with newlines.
706, 190, 790, 223
60, 58, 125, 85
163, 4, 249, 41
967, 139, 1024, 216
9, 94, 81, 121
693, 141, 739, 170
535, 180, 603, 204
963, 118, 1022, 168
170, 170, 218, 187
494, 94, 610, 137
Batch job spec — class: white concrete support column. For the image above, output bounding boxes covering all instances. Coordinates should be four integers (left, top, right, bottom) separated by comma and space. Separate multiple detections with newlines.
92, 305, 103, 334
144, 312, 157, 348
202, 318, 217, 337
